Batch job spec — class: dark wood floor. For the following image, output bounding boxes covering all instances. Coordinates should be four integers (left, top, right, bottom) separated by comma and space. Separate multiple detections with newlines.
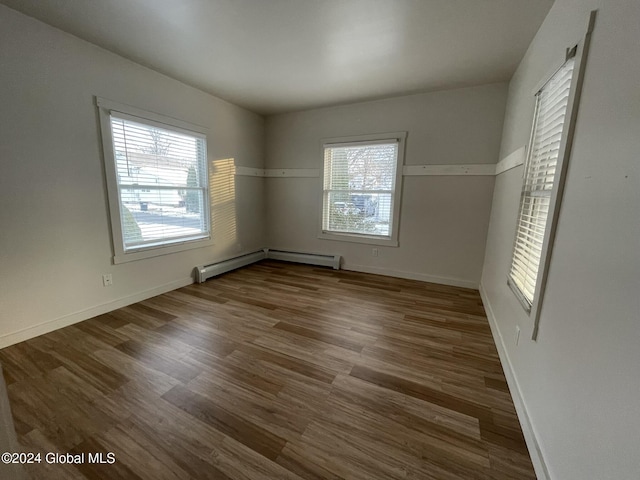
0, 261, 535, 479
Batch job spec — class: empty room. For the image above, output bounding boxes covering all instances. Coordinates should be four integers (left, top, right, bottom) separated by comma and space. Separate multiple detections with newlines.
0, 0, 638, 479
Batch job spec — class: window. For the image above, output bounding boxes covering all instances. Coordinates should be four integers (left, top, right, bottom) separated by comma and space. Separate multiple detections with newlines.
320, 133, 406, 246
97, 98, 211, 263
508, 44, 586, 336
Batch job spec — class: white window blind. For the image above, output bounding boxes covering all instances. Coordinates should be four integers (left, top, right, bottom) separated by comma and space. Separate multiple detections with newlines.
509, 57, 575, 307
322, 141, 399, 238
109, 114, 209, 251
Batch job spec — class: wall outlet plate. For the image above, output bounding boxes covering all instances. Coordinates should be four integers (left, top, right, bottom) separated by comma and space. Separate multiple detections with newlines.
102, 274, 113, 286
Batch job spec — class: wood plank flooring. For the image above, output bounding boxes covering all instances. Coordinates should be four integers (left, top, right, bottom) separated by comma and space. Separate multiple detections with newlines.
0, 261, 535, 479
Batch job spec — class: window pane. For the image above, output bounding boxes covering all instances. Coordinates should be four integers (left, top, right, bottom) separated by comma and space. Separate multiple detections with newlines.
509, 57, 574, 307
119, 188, 206, 249
111, 118, 206, 189
322, 139, 399, 240
109, 115, 209, 252
324, 143, 398, 191
324, 192, 392, 236
510, 195, 550, 302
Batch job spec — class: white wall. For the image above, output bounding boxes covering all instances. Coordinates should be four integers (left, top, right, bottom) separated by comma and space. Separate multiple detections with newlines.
480, 0, 640, 478
0, 5, 265, 347
265, 84, 507, 287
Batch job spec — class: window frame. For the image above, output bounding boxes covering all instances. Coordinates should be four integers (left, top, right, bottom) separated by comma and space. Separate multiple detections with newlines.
318, 132, 406, 247
508, 12, 594, 340
97, 97, 213, 264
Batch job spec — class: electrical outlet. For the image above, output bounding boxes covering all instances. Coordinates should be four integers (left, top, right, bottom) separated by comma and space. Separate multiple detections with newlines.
515, 326, 521, 345
102, 274, 113, 287
372, 248, 378, 257
236, 243, 242, 253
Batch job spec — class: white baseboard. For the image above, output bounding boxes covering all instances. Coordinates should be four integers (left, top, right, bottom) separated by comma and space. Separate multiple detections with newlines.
341, 262, 478, 289
479, 283, 550, 480
0, 277, 193, 349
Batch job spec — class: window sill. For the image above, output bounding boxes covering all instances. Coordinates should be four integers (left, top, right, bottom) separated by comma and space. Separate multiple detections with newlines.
318, 231, 398, 247
113, 237, 213, 264
507, 276, 533, 314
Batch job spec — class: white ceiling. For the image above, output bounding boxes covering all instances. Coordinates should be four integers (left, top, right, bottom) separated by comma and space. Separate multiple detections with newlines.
1, 0, 553, 115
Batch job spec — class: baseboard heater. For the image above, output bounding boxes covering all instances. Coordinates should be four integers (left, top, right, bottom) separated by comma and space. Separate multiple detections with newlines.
265, 249, 341, 270
195, 248, 340, 283
195, 250, 267, 283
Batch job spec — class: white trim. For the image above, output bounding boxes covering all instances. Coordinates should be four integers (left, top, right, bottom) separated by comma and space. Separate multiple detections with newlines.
319, 132, 407, 247
403, 164, 495, 176
264, 168, 320, 178
0, 277, 193, 349
531, 55, 569, 97
108, 110, 207, 140
479, 283, 550, 480
506, 11, 596, 340
324, 138, 399, 148
495, 146, 527, 175
234, 168, 320, 178
342, 262, 477, 289
318, 232, 399, 247
97, 98, 212, 264
245, 161, 530, 178
113, 237, 214, 264
530, 11, 596, 340
321, 132, 407, 146
96, 97, 207, 134
235, 166, 265, 177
